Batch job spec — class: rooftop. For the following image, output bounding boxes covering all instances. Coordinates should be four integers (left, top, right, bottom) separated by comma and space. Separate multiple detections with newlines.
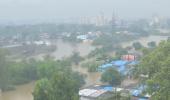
79, 89, 107, 98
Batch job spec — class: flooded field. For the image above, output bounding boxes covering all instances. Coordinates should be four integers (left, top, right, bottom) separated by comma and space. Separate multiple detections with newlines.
52, 40, 95, 59
1, 35, 169, 100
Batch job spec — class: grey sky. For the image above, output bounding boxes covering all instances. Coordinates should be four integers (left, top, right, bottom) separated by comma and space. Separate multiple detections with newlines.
0, 0, 170, 23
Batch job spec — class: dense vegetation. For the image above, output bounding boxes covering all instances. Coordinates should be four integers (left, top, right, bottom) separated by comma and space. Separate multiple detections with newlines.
0, 22, 151, 39
132, 42, 143, 50
136, 40, 170, 100
92, 34, 138, 47
0, 24, 112, 37
0, 49, 85, 94
81, 61, 102, 72
33, 69, 84, 100
147, 41, 156, 48
66, 52, 84, 65
0, 49, 38, 90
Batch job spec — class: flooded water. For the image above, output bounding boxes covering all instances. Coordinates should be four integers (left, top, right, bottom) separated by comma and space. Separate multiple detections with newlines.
52, 39, 95, 59
72, 65, 102, 87
1, 35, 168, 100
33, 39, 95, 60
0, 40, 96, 100
0, 82, 35, 100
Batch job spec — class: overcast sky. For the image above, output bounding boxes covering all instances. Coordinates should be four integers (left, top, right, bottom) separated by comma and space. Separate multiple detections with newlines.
0, 0, 170, 23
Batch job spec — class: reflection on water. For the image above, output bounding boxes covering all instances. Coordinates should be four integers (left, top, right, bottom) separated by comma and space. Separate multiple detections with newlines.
0, 82, 35, 100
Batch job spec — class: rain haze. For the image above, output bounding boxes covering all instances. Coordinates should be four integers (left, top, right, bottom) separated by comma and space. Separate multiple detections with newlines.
0, 1, 170, 100
0, 0, 170, 23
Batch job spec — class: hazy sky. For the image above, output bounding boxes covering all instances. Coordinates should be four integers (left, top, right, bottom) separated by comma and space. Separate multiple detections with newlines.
0, 0, 170, 23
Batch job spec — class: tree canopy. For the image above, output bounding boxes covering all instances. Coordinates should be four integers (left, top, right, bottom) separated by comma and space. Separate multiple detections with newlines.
101, 68, 122, 86
132, 42, 143, 50
147, 41, 156, 48
136, 40, 170, 100
33, 57, 85, 100
33, 72, 82, 100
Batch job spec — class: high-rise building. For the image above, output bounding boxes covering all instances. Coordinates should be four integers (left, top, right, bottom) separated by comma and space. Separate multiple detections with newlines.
111, 10, 117, 27
95, 11, 107, 26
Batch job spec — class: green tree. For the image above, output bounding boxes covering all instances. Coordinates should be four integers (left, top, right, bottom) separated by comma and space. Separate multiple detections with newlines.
115, 47, 128, 58
33, 71, 83, 100
48, 72, 79, 100
69, 52, 84, 65
132, 42, 143, 50
136, 40, 170, 99
33, 78, 50, 100
34, 57, 85, 100
0, 49, 9, 90
101, 68, 122, 86
81, 61, 101, 72
101, 68, 123, 100
147, 41, 156, 48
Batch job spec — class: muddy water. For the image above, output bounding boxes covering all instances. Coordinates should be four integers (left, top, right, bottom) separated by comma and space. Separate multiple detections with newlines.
1, 35, 168, 100
51, 39, 95, 60
0, 82, 35, 100
0, 40, 95, 100
72, 65, 102, 87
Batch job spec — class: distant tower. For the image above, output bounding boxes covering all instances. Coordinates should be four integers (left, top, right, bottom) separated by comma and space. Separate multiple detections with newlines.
149, 14, 160, 28
100, 11, 105, 26
111, 9, 117, 28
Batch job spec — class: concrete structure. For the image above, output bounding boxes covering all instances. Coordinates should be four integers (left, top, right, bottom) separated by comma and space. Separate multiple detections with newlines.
122, 54, 136, 61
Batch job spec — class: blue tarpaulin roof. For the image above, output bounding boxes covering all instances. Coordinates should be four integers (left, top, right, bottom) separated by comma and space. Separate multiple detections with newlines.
111, 60, 128, 66
118, 66, 125, 72
102, 86, 113, 91
138, 98, 148, 100
129, 61, 138, 65
131, 85, 146, 97
118, 66, 127, 75
99, 63, 113, 69
98, 60, 138, 75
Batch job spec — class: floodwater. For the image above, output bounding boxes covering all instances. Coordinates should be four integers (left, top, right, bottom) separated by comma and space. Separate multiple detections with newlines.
33, 39, 95, 60
72, 65, 102, 87
52, 39, 95, 59
0, 82, 35, 100
0, 40, 95, 100
1, 35, 168, 100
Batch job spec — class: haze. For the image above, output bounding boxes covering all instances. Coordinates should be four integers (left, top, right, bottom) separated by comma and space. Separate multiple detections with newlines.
0, 0, 170, 24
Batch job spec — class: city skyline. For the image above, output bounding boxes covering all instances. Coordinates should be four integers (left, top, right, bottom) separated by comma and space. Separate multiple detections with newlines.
0, 0, 170, 24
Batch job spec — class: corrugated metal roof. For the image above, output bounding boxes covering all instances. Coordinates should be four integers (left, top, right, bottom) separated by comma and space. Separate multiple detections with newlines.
79, 89, 107, 98
79, 89, 97, 97
90, 90, 107, 98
